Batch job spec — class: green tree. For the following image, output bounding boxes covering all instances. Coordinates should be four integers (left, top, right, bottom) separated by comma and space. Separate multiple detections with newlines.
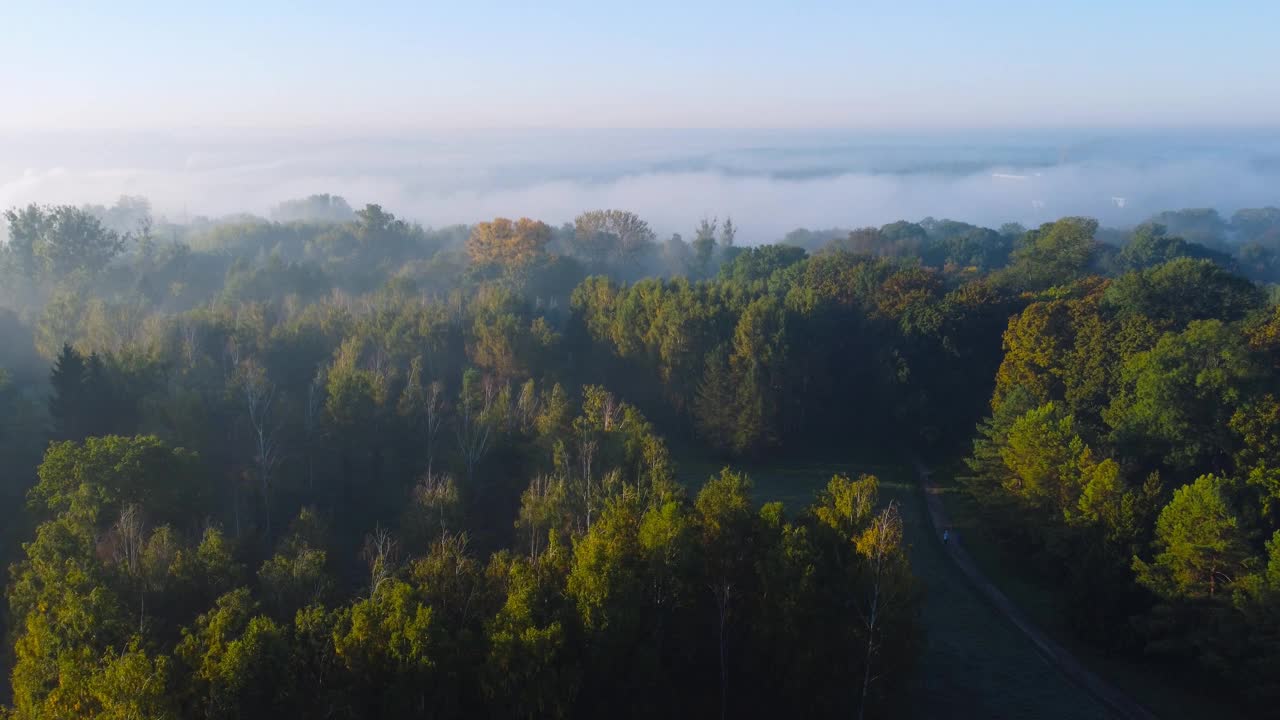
717, 244, 806, 285
483, 548, 579, 718
1103, 257, 1263, 331
8, 522, 127, 717
726, 296, 787, 455
175, 588, 289, 719
1134, 474, 1251, 600
1117, 223, 1229, 271
1230, 394, 1280, 516
572, 210, 656, 268
29, 436, 203, 532
88, 641, 176, 720
695, 469, 756, 720
1106, 320, 1259, 471
48, 344, 87, 440
999, 403, 1084, 513
332, 579, 436, 716
691, 218, 718, 278
257, 546, 330, 623
3, 204, 125, 280
1006, 216, 1099, 289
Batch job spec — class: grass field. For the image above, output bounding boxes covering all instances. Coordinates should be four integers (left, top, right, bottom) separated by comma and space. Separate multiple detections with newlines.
931, 462, 1240, 720
677, 457, 1111, 720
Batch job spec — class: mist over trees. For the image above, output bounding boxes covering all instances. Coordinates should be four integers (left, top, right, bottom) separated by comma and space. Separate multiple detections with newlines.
2, 192, 1280, 717
270, 194, 356, 224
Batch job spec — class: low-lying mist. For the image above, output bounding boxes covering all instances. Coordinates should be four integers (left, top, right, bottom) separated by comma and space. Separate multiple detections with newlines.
2, 128, 1278, 242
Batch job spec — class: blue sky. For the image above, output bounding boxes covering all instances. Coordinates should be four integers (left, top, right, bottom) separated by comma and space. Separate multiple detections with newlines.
2, 0, 1278, 130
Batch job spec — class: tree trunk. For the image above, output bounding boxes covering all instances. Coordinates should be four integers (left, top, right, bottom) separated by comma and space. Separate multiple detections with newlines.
859, 606, 876, 720
232, 479, 242, 539
262, 477, 272, 539
717, 584, 730, 720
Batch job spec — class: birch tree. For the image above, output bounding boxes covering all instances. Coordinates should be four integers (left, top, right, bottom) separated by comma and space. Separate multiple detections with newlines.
857, 501, 908, 720
239, 358, 281, 536
455, 369, 493, 486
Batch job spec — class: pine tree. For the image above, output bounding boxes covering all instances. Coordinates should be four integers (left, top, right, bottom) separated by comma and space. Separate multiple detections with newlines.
48, 343, 86, 440
693, 347, 738, 452
691, 218, 719, 279
720, 217, 736, 250
83, 351, 115, 437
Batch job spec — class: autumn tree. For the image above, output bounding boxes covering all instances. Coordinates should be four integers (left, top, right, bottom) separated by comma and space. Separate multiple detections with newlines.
467, 217, 552, 273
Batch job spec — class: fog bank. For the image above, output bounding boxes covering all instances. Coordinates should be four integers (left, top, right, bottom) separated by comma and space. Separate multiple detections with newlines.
2, 129, 1278, 242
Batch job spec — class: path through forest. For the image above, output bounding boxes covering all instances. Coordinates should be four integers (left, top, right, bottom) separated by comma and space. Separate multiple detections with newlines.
680, 458, 1128, 719
911, 460, 1157, 720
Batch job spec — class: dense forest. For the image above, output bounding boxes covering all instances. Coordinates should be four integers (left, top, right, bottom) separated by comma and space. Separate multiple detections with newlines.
2, 195, 1280, 717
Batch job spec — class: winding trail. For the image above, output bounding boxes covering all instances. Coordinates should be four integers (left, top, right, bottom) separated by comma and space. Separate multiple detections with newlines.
914, 460, 1157, 720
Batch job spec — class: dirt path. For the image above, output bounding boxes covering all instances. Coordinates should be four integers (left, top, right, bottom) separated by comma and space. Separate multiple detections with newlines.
914, 460, 1157, 720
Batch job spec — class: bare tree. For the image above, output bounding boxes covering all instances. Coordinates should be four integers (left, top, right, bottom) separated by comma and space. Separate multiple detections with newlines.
425, 531, 483, 623
179, 318, 200, 367
113, 503, 145, 576
303, 367, 326, 493
409, 470, 459, 543
240, 358, 281, 536
577, 435, 598, 532
224, 336, 241, 380
516, 474, 565, 559
424, 379, 444, 473
599, 392, 620, 431
329, 288, 354, 313
111, 504, 147, 631
515, 379, 539, 432
455, 372, 493, 486
362, 525, 400, 595
482, 375, 504, 416
447, 289, 467, 330
369, 344, 391, 381
402, 357, 447, 474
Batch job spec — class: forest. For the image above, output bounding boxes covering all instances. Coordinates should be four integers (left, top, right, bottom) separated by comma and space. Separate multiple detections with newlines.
2, 195, 1280, 718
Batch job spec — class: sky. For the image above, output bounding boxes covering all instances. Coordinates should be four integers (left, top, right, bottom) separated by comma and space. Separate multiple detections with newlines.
3, 0, 1280, 131
2, 1, 1278, 237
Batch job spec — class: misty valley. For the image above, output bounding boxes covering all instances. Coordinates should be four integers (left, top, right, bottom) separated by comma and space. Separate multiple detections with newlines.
9, 0, 1280, 713
0, 196, 1277, 718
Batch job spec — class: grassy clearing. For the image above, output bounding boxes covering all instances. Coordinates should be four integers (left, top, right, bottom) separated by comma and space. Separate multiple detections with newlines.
677, 456, 1110, 720
933, 461, 1237, 720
